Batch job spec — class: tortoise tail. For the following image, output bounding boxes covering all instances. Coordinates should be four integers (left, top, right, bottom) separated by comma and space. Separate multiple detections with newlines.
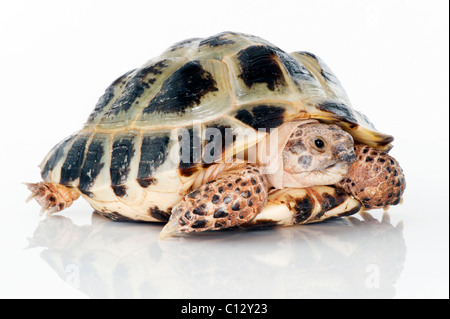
25, 182, 80, 216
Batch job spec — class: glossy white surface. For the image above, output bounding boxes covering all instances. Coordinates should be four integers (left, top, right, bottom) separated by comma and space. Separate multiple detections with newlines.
0, 0, 448, 299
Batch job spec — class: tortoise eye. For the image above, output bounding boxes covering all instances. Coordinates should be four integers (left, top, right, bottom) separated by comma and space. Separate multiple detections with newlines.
314, 138, 325, 149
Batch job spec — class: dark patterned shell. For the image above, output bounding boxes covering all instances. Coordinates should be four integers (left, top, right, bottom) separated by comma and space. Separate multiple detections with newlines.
39, 32, 393, 221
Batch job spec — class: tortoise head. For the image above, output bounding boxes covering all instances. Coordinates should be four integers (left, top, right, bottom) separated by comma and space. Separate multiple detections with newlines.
281, 122, 356, 188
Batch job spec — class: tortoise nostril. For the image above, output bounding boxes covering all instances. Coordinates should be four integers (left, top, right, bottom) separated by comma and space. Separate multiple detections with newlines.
339, 151, 356, 163
334, 143, 356, 163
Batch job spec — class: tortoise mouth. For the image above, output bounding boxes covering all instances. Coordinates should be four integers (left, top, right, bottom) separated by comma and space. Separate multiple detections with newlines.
324, 162, 337, 169
317, 161, 353, 184
282, 161, 352, 188
322, 160, 348, 171
323, 153, 355, 170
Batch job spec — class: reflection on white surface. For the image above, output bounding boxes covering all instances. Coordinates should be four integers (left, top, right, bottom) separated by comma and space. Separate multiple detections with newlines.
27, 212, 406, 299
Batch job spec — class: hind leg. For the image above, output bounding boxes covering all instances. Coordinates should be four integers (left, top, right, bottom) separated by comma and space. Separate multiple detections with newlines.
25, 182, 80, 215
159, 163, 269, 239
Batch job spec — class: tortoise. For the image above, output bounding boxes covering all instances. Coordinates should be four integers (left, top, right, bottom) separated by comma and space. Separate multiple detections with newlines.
26, 32, 405, 239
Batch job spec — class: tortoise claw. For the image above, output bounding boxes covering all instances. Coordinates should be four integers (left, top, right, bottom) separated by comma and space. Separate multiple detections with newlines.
158, 218, 183, 240
25, 182, 80, 216
26, 188, 39, 203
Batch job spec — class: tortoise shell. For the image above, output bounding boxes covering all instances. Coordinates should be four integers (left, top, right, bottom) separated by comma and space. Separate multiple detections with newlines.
39, 32, 393, 221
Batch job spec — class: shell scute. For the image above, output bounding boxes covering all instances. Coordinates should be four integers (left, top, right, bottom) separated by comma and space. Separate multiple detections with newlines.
142, 60, 218, 115
110, 132, 138, 197
86, 57, 186, 130
78, 133, 108, 197
103, 60, 168, 117
178, 125, 202, 177
137, 133, 171, 188
40, 134, 78, 182
59, 133, 91, 187
134, 58, 232, 129
236, 45, 287, 92
86, 69, 136, 125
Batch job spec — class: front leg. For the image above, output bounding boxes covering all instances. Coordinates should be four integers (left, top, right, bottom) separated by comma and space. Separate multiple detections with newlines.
159, 163, 269, 239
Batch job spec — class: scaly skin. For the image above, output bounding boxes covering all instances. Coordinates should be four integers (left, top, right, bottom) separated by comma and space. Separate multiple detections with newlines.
336, 145, 406, 209
159, 163, 269, 239
25, 182, 80, 215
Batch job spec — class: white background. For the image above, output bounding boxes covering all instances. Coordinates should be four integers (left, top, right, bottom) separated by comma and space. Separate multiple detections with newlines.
0, 0, 448, 299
